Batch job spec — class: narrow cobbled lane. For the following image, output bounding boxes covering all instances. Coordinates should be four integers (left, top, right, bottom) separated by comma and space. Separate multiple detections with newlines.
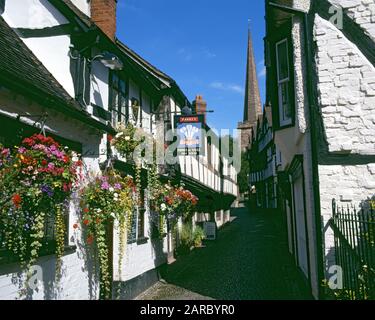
155, 207, 313, 300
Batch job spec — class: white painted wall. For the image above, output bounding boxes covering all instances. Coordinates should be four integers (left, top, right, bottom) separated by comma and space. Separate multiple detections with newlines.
293, 0, 311, 12
2, 1, 75, 98
329, 0, 375, 41
23, 36, 76, 98
142, 91, 151, 132
313, 12, 375, 275
113, 195, 168, 282
3, 0, 69, 29
90, 60, 109, 109
70, 0, 91, 17
314, 15, 375, 155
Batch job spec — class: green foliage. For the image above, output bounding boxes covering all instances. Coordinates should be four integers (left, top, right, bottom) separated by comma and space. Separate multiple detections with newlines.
179, 223, 193, 249
178, 224, 205, 250
111, 123, 139, 157
237, 152, 250, 194
192, 226, 205, 247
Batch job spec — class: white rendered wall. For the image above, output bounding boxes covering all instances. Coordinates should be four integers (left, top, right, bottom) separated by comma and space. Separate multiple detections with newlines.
23, 36, 75, 98
314, 15, 375, 155
3, 0, 69, 28
90, 60, 109, 109
70, 0, 91, 17
3, 1, 75, 98
329, 0, 375, 41
113, 196, 168, 282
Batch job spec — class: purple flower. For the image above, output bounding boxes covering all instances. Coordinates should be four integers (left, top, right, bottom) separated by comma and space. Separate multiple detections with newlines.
48, 162, 55, 170
114, 183, 122, 190
18, 147, 26, 154
41, 185, 54, 197
101, 181, 110, 190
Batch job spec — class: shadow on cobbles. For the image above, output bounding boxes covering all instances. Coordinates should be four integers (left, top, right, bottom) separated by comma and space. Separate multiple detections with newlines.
158, 208, 313, 300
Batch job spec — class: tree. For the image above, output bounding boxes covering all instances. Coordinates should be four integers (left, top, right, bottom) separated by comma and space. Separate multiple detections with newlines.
237, 151, 250, 194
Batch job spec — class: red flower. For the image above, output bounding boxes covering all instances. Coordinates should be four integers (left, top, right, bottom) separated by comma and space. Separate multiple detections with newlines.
83, 208, 90, 213
41, 160, 48, 166
83, 219, 90, 226
165, 196, 173, 206
12, 194, 22, 208
87, 235, 94, 245
73, 223, 79, 229
63, 183, 71, 192
107, 134, 113, 142
76, 160, 83, 167
22, 137, 35, 147
63, 155, 70, 163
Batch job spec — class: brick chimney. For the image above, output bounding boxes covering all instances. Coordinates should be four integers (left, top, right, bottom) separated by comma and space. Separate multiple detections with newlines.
91, 0, 117, 41
192, 95, 207, 122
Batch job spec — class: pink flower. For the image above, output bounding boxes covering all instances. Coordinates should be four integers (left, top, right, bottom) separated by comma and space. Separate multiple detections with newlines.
101, 181, 110, 190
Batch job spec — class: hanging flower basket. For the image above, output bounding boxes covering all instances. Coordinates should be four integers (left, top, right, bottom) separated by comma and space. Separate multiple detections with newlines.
150, 181, 199, 237
79, 171, 136, 300
111, 123, 141, 159
0, 134, 82, 294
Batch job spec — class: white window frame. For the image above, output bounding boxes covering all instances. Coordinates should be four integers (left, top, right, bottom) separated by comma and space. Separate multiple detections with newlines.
275, 39, 292, 127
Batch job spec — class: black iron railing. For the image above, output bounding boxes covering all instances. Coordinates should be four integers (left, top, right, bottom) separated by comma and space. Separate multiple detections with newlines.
329, 199, 375, 300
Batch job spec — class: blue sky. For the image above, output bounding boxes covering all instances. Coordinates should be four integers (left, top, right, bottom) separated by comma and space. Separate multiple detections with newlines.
117, 0, 265, 131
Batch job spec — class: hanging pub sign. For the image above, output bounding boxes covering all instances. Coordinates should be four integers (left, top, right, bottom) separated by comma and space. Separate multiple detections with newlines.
174, 115, 204, 156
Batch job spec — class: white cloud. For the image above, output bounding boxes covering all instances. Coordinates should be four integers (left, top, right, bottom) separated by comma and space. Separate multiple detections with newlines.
258, 66, 266, 78
203, 48, 217, 59
119, 2, 140, 12
177, 47, 216, 62
210, 82, 244, 94
257, 60, 266, 78
177, 48, 193, 62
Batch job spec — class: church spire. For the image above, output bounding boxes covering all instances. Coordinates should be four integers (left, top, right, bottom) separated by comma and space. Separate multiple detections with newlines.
243, 26, 262, 124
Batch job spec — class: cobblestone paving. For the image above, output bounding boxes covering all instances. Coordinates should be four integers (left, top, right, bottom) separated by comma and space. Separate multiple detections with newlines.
141, 208, 313, 300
